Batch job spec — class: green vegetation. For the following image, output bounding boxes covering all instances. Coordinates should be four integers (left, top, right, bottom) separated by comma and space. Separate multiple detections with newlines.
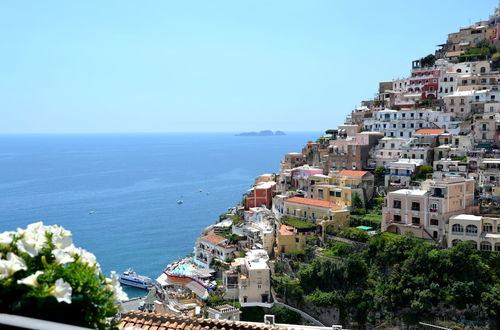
417, 165, 433, 180
325, 129, 338, 136
236, 251, 246, 258
272, 233, 500, 327
282, 216, 317, 230
269, 305, 302, 324
374, 165, 386, 185
231, 214, 243, 225
420, 54, 436, 67
339, 227, 369, 242
351, 192, 364, 210
451, 156, 468, 162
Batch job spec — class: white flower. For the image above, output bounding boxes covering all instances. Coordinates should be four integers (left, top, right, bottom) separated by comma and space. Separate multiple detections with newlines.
64, 245, 98, 267
107, 271, 128, 302
0, 252, 27, 280
17, 270, 43, 287
0, 231, 15, 247
48, 225, 72, 249
52, 278, 72, 304
16, 236, 45, 258
52, 249, 74, 265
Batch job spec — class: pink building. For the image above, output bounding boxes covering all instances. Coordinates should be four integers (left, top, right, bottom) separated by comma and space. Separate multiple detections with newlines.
290, 165, 324, 190
382, 178, 477, 244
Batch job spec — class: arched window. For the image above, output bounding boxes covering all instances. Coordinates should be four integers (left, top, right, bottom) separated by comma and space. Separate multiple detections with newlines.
452, 224, 464, 234
483, 223, 493, 232
480, 241, 492, 251
457, 68, 462, 73
452, 239, 462, 246
466, 225, 478, 235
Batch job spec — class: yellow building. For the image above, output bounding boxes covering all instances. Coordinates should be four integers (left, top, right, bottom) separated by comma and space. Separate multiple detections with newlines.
281, 197, 350, 243
276, 224, 311, 255
311, 170, 374, 207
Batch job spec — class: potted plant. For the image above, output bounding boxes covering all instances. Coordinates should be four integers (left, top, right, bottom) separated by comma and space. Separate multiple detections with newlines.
0, 222, 128, 329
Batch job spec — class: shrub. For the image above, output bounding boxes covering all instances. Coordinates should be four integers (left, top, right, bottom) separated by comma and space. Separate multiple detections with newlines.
269, 305, 301, 324
339, 227, 369, 242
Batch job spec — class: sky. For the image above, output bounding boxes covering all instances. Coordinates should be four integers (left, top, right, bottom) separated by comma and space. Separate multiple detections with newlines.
0, 0, 498, 134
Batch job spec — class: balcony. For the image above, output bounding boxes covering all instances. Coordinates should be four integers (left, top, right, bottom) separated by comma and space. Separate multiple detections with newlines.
429, 208, 438, 213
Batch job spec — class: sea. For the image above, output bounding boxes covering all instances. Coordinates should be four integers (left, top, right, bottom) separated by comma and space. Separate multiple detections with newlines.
0, 132, 320, 297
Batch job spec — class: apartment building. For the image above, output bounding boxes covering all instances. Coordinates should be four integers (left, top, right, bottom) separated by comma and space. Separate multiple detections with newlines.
245, 181, 276, 209
382, 178, 476, 243
385, 159, 423, 189
194, 234, 236, 268
447, 214, 500, 251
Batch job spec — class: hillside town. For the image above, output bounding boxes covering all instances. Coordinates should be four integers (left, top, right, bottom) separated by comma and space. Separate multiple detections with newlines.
121, 7, 500, 330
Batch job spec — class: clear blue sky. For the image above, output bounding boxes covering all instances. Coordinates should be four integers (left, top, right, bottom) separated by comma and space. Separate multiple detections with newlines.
0, 0, 497, 133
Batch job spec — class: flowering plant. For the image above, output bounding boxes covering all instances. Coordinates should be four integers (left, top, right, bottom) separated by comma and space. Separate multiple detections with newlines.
0, 222, 128, 329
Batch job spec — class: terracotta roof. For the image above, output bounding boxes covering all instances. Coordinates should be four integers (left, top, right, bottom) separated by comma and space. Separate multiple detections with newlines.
279, 224, 294, 236
415, 128, 445, 135
201, 234, 226, 245
337, 170, 368, 177
285, 197, 339, 209
119, 311, 286, 330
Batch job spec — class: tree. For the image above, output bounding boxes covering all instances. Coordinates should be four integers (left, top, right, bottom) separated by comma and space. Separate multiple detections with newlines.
352, 192, 364, 211
417, 165, 433, 180
420, 54, 436, 67
374, 165, 386, 185
325, 129, 338, 136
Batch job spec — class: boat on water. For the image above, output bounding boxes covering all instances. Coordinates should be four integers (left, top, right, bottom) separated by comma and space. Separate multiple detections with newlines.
119, 269, 154, 289
177, 200, 183, 204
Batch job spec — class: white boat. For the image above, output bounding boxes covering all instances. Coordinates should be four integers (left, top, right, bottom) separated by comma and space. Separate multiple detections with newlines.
177, 200, 183, 204
118, 269, 154, 289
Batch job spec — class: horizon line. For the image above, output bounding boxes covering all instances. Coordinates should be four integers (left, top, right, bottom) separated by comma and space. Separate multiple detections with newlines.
0, 130, 325, 136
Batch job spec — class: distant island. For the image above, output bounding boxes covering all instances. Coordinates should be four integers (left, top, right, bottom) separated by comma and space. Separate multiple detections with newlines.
236, 130, 286, 136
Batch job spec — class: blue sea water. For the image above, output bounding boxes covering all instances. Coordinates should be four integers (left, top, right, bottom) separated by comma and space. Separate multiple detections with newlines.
0, 132, 319, 296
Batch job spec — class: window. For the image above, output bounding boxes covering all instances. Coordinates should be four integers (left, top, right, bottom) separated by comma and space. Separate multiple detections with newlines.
411, 202, 420, 211
430, 219, 439, 226
318, 189, 324, 199
450, 77, 454, 82
393, 200, 401, 209
412, 217, 420, 224
335, 191, 341, 197
393, 214, 401, 222
329, 191, 335, 197
480, 242, 492, 251
451, 223, 464, 235
483, 223, 493, 232
466, 225, 478, 235
430, 203, 438, 212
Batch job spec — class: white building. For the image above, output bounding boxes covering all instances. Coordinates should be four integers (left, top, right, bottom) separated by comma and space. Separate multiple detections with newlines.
447, 214, 500, 251
385, 159, 423, 188
193, 234, 236, 269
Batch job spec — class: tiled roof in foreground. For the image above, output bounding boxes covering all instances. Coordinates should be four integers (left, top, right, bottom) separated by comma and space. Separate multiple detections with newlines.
119, 311, 286, 330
